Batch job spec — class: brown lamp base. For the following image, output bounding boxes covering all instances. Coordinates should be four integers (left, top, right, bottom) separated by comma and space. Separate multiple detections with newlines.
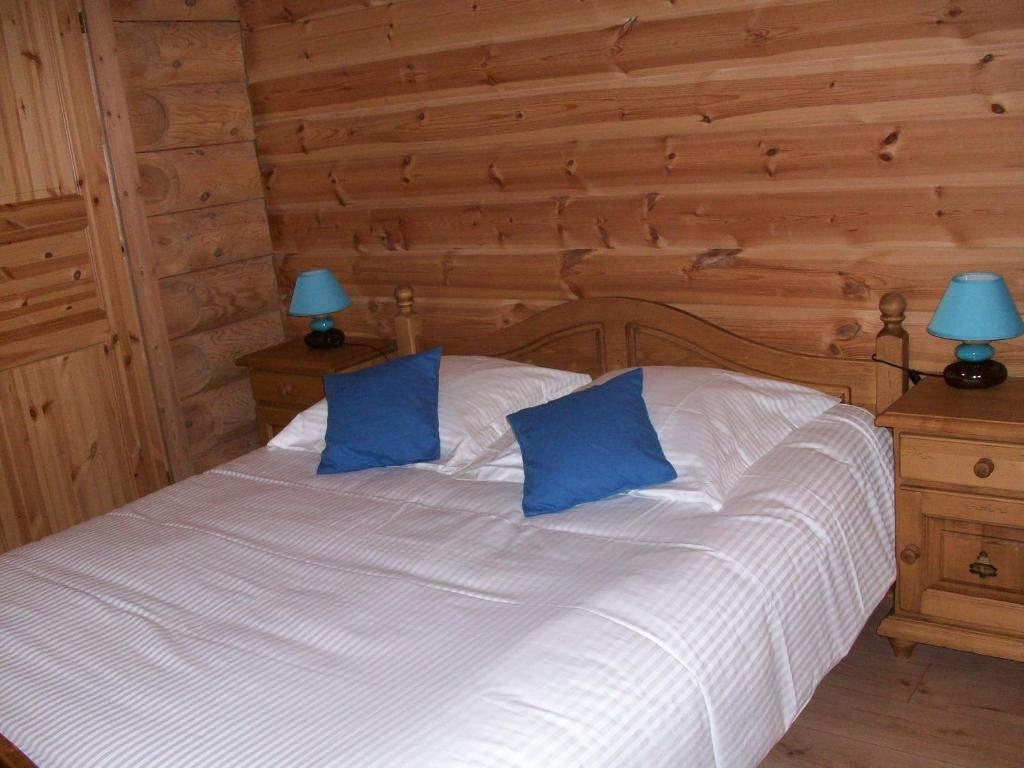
942, 359, 1007, 389
304, 328, 345, 349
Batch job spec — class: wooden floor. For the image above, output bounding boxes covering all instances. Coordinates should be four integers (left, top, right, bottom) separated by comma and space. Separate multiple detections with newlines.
759, 598, 1024, 768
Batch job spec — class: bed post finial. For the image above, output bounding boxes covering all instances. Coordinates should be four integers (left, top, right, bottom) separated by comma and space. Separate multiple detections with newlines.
875, 292, 909, 412
394, 285, 421, 355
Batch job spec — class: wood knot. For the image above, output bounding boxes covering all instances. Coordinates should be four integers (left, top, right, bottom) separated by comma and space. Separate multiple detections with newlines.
199, 191, 211, 202
879, 152, 893, 162
883, 131, 899, 145
616, 16, 638, 42
692, 248, 741, 271
840, 274, 868, 297
73, 270, 82, 280
991, 103, 1006, 114
28, 406, 38, 420
980, 53, 994, 64
171, 59, 183, 69
487, 163, 505, 189
747, 28, 770, 43
835, 322, 861, 341
559, 249, 592, 274
764, 147, 779, 156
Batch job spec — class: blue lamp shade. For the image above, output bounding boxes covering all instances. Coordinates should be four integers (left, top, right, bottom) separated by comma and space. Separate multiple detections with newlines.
289, 268, 352, 348
927, 272, 1023, 388
289, 269, 351, 317
928, 272, 1024, 342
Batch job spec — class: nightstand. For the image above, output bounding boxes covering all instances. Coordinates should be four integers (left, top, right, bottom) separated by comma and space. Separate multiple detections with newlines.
237, 337, 397, 443
875, 376, 1023, 661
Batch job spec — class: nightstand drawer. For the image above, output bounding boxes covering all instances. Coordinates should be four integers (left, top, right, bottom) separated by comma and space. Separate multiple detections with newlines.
251, 371, 324, 407
936, 527, 1024, 597
901, 435, 1024, 496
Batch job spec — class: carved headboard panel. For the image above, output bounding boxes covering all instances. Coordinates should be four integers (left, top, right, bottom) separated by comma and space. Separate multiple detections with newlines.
477, 325, 608, 378
394, 288, 909, 415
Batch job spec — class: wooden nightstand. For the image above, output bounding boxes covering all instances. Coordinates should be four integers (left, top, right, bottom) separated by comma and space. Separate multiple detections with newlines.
876, 376, 1023, 661
236, 337, 397, 443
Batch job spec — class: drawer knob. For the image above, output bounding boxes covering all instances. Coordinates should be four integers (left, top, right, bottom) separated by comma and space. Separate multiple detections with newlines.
969, 551, 998, 579
900, 544, 920, 565
279, 383, 294, 396
973, 458, 995, 479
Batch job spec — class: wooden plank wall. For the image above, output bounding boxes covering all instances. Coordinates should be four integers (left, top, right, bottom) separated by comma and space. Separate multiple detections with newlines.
240, 0, 1024, 377
101, 0, 283, 473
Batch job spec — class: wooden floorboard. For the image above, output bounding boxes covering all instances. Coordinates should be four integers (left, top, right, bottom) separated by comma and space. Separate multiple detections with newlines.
760, 598, 1024, 768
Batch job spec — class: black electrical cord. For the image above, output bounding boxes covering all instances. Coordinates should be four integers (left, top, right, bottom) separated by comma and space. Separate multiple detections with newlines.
344, 340, 394, 362
871, 354, 942, 385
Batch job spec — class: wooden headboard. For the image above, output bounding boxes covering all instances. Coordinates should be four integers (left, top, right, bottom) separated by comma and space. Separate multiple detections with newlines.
394, 287, 909, 415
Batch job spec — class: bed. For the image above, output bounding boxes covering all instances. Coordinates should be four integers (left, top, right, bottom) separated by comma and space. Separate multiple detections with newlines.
0, 290, 909, 768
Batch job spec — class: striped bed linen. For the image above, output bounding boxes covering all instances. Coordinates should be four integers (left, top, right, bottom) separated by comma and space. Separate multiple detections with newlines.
0, 404, 894, 768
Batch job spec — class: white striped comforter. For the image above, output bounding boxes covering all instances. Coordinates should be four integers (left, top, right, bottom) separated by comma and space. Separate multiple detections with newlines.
0, 405, 893, 768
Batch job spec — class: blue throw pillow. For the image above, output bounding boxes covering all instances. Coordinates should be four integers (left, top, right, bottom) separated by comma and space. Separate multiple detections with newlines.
506, 368, 676, 515
318, 347, 441, 474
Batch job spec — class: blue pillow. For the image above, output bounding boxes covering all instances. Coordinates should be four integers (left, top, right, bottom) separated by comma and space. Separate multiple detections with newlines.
506, 368, 676, 515
318, 347, 441, 474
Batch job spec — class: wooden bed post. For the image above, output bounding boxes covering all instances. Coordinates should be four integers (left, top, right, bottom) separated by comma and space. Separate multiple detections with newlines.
875, 293, 909, 412
394, 285, 421, 355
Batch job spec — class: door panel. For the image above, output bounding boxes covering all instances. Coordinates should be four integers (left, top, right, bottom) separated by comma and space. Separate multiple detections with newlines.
0, 0, 77, 204
0, 0, 167, 553
0, 345, 137, 532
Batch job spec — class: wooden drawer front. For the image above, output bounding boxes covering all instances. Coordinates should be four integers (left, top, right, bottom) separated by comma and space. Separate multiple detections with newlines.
251, 371, 324, 407
936, 528, 1024, 598
901, 435, 1024, 496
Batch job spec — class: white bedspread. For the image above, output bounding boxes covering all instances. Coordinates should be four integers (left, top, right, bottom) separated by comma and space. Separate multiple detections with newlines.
0, 405, 894, 768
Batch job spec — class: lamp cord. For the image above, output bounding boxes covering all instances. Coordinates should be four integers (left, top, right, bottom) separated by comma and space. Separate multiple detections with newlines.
345, 340, 394, 362
871, 354, 942, 385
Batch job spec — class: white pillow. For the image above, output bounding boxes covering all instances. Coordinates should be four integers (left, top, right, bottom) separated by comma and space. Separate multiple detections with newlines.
268, 355, 591, 472
454, 367, 838, 507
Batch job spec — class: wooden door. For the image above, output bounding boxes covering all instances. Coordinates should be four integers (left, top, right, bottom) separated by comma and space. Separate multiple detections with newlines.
0, 0, 168, 552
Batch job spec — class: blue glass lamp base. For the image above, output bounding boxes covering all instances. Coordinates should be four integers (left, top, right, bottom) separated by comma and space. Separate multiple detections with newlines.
304, 315, 345, 349
943, 358, 1007, 389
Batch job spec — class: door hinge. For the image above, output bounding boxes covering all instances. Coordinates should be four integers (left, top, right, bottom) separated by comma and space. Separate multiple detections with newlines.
78, 9, 87, 33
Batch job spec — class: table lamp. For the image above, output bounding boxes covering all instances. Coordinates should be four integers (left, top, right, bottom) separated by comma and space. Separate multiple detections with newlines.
289, 268, 352, 349
927, 272, 1023, 389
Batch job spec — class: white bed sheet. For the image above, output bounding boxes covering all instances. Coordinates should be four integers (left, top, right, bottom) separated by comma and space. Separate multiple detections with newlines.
0, 405, 894, 768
